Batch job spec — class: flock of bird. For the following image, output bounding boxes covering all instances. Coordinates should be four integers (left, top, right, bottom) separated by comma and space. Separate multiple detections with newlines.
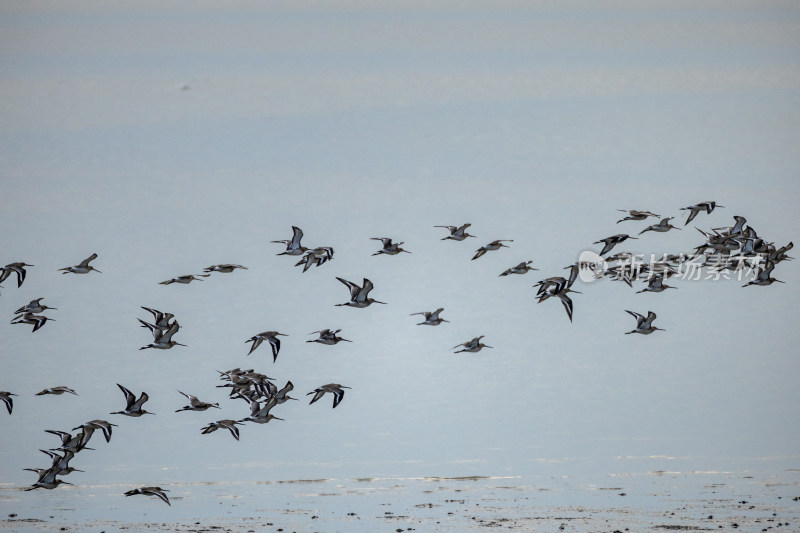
1, 202, 793, 506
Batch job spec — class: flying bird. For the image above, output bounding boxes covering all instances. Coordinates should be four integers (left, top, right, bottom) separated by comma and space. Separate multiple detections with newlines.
139, 307, 175, 331
307, 329, 352, 344
295, 247, 334, 272
204, 264, 248, 273
44, 429, 92, 453
111, 384, 154, 416
10, 312, 54, 332
594, 234, 637, 257
1, 262, 34, 287
435, 223, 475, 241
24, 466, 73, 491
159, 274, 210, 285
139, 321, 185, 350
35, 386, 77, 396
472, 240, 513, 260
201, 419, 245, 440
636, 273, 676, 294
14, 298, 56, 315
499, 261, 538, 276
638, 218, 681, 236
535, 265, 581, 322
307, 383, 350, 408
245, 331, 287, 361
239, 397, 285, 424
73, 419, 118, 444
0, 391, 17, 414
742, 261, 785, 287
410, 308, 448, 326
125, 486, 171, 506
175, 391, 221, 412
335, 277, 386, 308
58, 253, 101, 274
680, 201, 723, 225
272, 226, 308, 256
371, 237, 411, 256
452, 336, 492, 353
34, 449, 83, 476
616, 209, 660, 223
625, 310, 665, 335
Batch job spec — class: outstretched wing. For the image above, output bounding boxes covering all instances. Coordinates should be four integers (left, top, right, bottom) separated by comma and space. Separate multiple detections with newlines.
336, 277, 361, 300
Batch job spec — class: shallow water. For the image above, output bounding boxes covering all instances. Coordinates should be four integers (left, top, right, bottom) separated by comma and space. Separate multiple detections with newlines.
3, 465, 799, 532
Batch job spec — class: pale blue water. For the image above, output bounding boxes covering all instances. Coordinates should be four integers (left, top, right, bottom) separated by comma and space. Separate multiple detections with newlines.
1, 1, 799, 530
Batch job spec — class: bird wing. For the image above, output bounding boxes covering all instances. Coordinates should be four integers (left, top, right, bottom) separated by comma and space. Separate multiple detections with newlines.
132, 391, 150, 411
599, 241, 615, 256
160, 322, 180, 343
278, 381, 294, 397
30, 315, 48, 332
290, 226, 304, 247
150, 489, 171, 506
77, 254, 97, 267
117, 384, 136, 407
141, 307, 163, 321
256, 397, 278, 417
90, 420, 115, 442
357, 278, 375, 301
332, 388, 345, 408
336, 277, 361, 300
268, 337, 280, 362
642, 312, 657, 328
1, 394, 13, 414
138, 319, 161, 339
557, 294, 574, 322
246, 336, 263, 355
308, 389, 326, 404
624, 310, 645, 327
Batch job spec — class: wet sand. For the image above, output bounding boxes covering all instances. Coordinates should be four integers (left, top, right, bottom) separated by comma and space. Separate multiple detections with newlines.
3, 471, 798, 532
